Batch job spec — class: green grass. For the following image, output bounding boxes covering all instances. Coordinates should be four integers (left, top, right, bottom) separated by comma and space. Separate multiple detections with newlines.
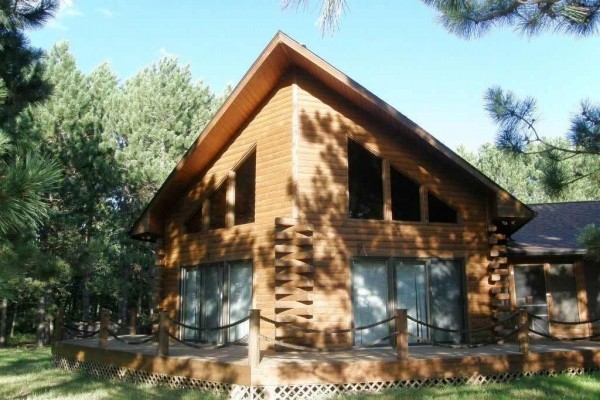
1, 347, 599, 400
0, 346, 221, 400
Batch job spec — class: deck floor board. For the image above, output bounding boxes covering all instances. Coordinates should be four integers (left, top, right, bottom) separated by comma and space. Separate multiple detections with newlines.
60, 336, 600, 365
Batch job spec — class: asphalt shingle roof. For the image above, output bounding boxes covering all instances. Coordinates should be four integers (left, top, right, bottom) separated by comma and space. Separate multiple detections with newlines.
509, 201, 600, 256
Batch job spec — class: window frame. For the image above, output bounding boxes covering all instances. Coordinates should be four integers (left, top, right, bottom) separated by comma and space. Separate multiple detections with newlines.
347, 136, 460, 225
350, 256, 467, 346
179, 259, 253, 344
183, 145, 257, 234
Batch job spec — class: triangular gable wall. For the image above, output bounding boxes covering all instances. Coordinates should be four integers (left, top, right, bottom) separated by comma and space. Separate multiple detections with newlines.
131, 32, 533, 241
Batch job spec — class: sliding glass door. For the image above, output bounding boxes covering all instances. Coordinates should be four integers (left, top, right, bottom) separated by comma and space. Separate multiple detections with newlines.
180, 260, 252, 343
228, 260, 252, 341
198, 264, 224, 343
428, 259, 464, 343
352, 257, 465, 346
181, 268, 200, 340
395, 259, 428, 343
352, 258, 390, 346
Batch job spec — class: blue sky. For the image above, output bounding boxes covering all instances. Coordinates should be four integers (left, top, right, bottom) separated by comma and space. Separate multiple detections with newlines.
28, 0, 599, 151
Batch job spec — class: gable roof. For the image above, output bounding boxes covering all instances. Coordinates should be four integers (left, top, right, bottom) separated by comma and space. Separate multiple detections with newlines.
509, 201, 600, 256
130, 31, 533, 241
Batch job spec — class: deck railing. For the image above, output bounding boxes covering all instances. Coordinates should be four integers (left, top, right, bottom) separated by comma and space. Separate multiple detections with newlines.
54, 307, 600, 365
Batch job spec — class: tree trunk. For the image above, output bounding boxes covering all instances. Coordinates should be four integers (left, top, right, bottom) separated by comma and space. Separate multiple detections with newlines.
119, 264, 130, 322
82, 269, 90, 322
35, 295, 46, 348
0, 298, 7, 347
9, 303, 16, 338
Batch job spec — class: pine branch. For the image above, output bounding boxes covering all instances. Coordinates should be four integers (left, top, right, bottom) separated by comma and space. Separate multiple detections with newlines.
425, 1, 600, 38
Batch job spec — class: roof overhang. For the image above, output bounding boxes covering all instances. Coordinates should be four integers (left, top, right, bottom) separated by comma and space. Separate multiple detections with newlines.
130, 31, 534, 241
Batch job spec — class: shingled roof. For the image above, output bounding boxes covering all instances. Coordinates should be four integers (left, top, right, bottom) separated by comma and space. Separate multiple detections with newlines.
510, 201, 600, 256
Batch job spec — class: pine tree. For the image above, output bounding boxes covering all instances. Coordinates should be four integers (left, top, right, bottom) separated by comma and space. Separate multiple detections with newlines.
29, 43, 122, 321
0, 0, 60, 346
458, 142, 598, 204
107, 57, 220, 203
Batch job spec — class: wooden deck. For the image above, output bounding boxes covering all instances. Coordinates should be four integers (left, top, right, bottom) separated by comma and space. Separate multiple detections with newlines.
53, 336, 600, 390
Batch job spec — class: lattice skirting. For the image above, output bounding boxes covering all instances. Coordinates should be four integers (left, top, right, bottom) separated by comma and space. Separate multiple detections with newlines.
53, 356, 597, 400
53, 356, 252, 399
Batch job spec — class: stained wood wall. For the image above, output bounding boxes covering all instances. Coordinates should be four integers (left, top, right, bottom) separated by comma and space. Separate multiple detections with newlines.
156, 68, 506, 346
157, 74, 295, 342
294, 71, 494, 345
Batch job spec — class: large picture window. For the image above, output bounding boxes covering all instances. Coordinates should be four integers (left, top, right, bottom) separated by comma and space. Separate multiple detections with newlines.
390, 166, 421, 221
514, 263, 580, 335
347, 138, 458, 224
348, 139, 383, 220
428, 192, 457, 223
184, 148, 256, 233
234, 150, 256, 225
352, 257, 465, 346
208, 182, 227, 230
180, 260, 252, 343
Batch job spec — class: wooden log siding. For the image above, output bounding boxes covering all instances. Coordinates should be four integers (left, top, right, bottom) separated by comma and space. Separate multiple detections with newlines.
158, 76, 295, 339
274, 217, 315, 347
487, 228, 512, 338
294, 71, 494, 345
155, 67, 509, 347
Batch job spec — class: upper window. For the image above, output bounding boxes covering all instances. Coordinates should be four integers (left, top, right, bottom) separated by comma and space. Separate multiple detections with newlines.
428, 192, 457, 223
185, 148, 256, 232
209, 182, 227, 230
234, 150, 256, 225
185, 207, 203, 233
347, 138, 459, 224
390, 166, 420, 222
348, 139, 383, 220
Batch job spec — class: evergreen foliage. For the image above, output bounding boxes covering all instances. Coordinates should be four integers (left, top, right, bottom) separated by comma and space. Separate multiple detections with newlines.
579, 224, 600, 262
424, 1, 600, 38
458, 142, 598, 203
17, 42, 227, 325
0, 0, 61, 346
484, 87, 600, 198
107, 57, 220, 202
0, 0, 57, 129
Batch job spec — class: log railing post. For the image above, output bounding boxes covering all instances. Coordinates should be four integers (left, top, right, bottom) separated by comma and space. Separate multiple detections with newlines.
99, 309, 110, 349
129, 308, 137, 336
248, 309, 260, 367
158, 311, 169, 356
518, 308, 530, 355
54, 308, 64, 343
395, 309, 408, 360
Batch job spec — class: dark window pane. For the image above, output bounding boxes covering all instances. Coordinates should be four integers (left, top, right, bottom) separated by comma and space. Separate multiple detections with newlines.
348, 139, 383, 219
209, 183, 227, 229
514, 265, 550, 334
548, 264, 579, 322
584, 262, 600, 320
181, 267, 199, 340
428, 259, 464, 343
185, 207, 202, 233
390, 167, 420, 221
199, 264, 223, 343
428, 192, 457, 223
235, 151, 256, 225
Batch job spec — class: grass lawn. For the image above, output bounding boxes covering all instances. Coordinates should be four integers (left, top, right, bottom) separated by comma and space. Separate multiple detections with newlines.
0, 346, 221, 400
1, 346, 600, 400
